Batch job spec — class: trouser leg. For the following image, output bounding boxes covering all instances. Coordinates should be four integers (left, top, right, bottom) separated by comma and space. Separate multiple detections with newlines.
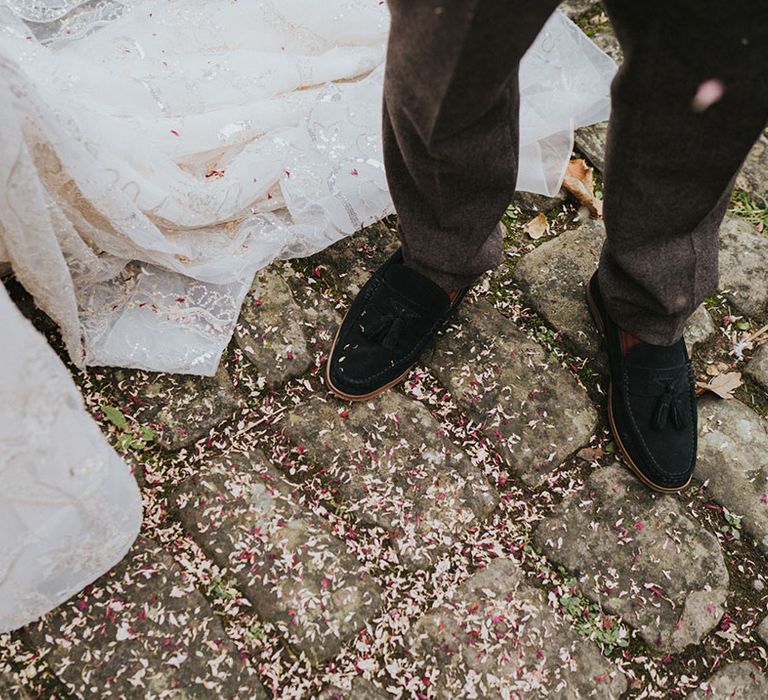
599, 0, 768, 344
383, 0, 560, 292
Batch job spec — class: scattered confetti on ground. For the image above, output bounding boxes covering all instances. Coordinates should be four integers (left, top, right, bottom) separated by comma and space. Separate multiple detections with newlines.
3, 6, 768, 696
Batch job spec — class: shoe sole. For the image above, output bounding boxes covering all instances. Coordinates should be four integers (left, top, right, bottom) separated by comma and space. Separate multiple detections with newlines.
586, 283, 692, 494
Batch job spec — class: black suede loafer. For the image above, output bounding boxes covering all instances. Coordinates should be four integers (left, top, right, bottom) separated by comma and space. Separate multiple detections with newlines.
326, 248, 467, 400
587, 272, 696, 492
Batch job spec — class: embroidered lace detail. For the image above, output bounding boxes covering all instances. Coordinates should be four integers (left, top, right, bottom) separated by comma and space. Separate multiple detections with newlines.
7, 0, 128, 44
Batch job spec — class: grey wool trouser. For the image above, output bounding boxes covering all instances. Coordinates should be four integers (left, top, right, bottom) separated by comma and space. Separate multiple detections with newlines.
383, 0, 768, 344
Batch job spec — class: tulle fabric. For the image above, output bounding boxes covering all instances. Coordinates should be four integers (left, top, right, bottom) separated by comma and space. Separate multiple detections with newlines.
0, 0, 616, 376
0, 283, 142, 633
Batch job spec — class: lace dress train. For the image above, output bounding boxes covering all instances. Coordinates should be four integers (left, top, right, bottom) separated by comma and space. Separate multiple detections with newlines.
0, 284, 142, 633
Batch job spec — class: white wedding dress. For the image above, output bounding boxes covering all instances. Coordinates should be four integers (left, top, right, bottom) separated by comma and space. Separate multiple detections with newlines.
0, 0, 615, 632
0, 283, 142, 633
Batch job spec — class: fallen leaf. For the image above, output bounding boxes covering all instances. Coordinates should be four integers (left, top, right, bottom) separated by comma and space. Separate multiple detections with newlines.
576, 446, 604, 462
705, 361, 730, 376
100, 404, 127, 430
696, 371, 742, 400
523, 212, 549, 240
563, 159, 603, 218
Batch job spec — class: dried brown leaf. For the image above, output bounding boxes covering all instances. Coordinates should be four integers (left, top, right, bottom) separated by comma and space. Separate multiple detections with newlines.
576, 446, 604, 462
563, 158, 603, 218
523, 212, 549, 240
695, 371, 742, 400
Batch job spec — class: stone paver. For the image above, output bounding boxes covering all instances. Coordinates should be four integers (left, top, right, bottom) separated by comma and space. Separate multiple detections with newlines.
684, 303, 717, 351
235, 266, 315, 388
235, 262, 341, 387
745, 343, 768, 394
575, 122, 608, 173
511, 219, 604, 365
592, 31, 623, 65
534, 465, 728, 652
23, 537, 263, 699
406, 557, 628, 699
282, 392, 498, 569
560, 0, 600, 20
111, 365, 239, 451
0, 672, 31, 699
686, 662, 768, 700
174, 452, 382, 665
283, 273, 342, 350
735, 134, 768, 204
697, 397, 768, 552
758, 616, 768, 645
318, 677, 388, 700
513, 220, 720, 365
429, 299, 598, 486
719, 216, 768, 318
316, 221, 399, 296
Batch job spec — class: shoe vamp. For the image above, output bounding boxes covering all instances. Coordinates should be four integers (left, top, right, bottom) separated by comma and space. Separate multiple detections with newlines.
335, 337, 397, 380
618, 383, 695, 477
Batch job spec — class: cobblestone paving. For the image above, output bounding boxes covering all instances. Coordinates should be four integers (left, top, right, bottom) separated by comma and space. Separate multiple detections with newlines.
405, 558, 628, 698
2, 5, 768, 699
23, 538, 265, 699
174, 453, 383, 665
747, 344, 768, 393
429, 300, 597, 487
282, 392, 498, 570
535, 466, 728, 652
